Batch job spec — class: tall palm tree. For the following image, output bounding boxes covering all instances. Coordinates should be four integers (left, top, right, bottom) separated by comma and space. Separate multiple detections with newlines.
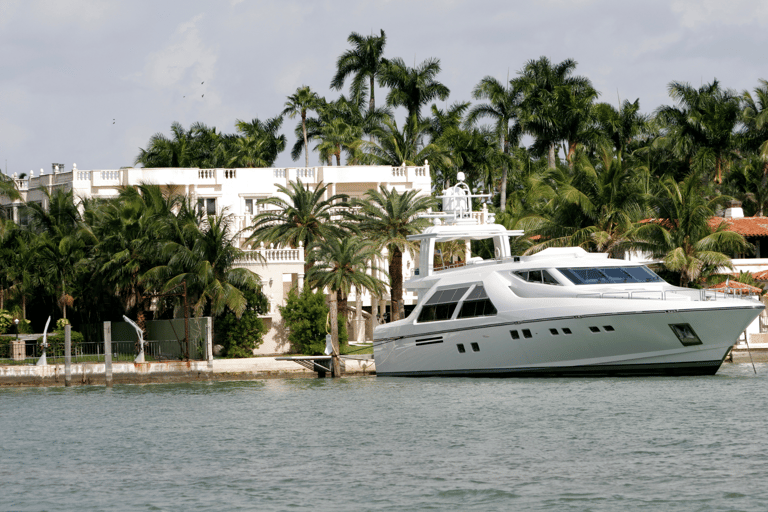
513, 57, 596, 169
740, 79, 768, 165
655, 80, 741, 183
634, 174, 750, 287
725, 154, 768, 216
379, 57, 450, 122
594, 99, 649, 164
330, 30, 387, 113
246, 180, 347, 274
350, 186, 436, 321
467, 76, 523, 207
282, 86, 323, 167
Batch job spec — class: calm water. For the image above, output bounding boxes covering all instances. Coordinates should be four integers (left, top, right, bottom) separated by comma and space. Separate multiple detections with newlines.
2, 364, 768, 512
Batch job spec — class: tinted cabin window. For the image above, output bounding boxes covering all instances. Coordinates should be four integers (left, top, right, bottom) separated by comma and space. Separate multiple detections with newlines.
513, 269, 560, 285
457, 285, 497, 319
558, 266, 664, 285
417, 286, 469, 323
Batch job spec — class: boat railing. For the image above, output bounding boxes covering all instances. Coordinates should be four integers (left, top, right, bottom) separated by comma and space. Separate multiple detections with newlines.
576, 289, 761, 302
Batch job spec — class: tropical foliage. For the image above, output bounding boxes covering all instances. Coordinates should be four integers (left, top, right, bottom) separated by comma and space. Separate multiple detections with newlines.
6, 27, 768, 352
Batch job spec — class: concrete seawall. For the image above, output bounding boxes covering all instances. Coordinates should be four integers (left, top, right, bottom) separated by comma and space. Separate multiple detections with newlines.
0, 356, 375, 387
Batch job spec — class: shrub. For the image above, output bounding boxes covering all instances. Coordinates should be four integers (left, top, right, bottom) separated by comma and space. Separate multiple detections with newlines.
279, 288, 348, 355
215, 310, 267, 358
0, 309, 13, 334
214, 288, 268, 358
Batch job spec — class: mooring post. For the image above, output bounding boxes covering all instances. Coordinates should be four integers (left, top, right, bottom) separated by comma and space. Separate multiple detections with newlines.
64, 324, 72, 387
206, 317, 213, 370
104, 321, 113, 388
330, 293, 341, 378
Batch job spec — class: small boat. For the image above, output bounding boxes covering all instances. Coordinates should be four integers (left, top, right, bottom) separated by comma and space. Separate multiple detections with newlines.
373, 175, 764, 377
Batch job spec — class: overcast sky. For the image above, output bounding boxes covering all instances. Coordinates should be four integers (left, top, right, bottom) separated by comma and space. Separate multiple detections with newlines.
1, 0, 767, 176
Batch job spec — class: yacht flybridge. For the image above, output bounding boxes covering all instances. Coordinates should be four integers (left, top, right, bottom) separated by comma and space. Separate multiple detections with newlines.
373, 175, 764, 377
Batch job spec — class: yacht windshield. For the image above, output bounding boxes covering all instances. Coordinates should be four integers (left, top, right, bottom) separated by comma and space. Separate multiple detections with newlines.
557, 266, 663, 285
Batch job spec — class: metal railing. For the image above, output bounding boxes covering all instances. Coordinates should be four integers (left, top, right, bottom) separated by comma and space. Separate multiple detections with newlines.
0, 340, 186, 365
575, 288, 761, 302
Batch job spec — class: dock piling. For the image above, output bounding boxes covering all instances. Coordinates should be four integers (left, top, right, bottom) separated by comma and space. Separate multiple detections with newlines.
104, 322, 113, 387
64, 325, 72, 387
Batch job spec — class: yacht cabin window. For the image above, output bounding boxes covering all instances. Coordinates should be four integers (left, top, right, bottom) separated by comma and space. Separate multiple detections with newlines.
557, 266, 663, 285
457, 285, 497, 318
513, 269, 561, 285
417, 286, 469, 323
417, 285, 498, 323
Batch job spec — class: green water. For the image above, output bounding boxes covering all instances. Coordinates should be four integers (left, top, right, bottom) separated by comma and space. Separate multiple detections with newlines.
2, 364, 767, 511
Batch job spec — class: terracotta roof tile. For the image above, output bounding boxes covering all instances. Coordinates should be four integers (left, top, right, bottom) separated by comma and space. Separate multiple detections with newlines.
752, 269, 768, 281
707, 281, 764, 294
709, 216, 768, 237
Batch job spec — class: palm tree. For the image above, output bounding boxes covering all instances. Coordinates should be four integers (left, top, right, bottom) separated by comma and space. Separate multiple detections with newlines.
134, 122, 195, 168
740, 79, 768, 166
231, 115, 287, 167
725, 154, 768, 216
513, 57, 596, 169
350, 186, 436, 321
634, 174, 750, 287
282, 86, 323, 167
246, 180, 347, 274
307, 236, 384, 373
522, 146, 650, 258
0, 173, 21, 210
3, 226, 37, 319
655, 80, 741, 183
364, 115, 447, 168
147, 213, 261, 318
90, 185, 182, 323
467, 76, 523, 207
26, 188, 90, 320
330, 30, 387, 113
379, 57, 450, 121
594, 99, 649, 164
315, 116, 364, 166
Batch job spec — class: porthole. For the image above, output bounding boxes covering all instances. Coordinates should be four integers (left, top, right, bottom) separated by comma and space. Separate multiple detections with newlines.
550, 328, 559, 335
510, 330, 520, 340
604, 325, 615, 332
457, 344, 466, 353
522, 329, 532, 339
471, 342, 480, 352
563, 328, 572, 335
589, 326, 600, 333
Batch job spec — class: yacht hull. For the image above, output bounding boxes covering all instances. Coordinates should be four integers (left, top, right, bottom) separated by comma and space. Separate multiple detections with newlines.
373, 301, 762, 377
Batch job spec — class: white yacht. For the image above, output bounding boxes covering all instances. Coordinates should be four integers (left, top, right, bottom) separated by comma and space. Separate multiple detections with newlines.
373, 176, 764, 377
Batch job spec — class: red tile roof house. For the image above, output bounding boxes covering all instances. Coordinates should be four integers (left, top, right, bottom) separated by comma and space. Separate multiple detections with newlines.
707, 202, 768, 348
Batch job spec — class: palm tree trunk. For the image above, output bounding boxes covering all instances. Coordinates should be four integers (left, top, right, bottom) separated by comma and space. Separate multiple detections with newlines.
389, 246, 404, 322
500, 135, 509, 209
330, 291, 340, 377
302, 112, 309, 168
548, 143, 556, 169
567, 141, 577, 169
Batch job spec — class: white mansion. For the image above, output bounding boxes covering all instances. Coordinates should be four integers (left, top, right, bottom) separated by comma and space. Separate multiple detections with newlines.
2, 163, 435, 353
